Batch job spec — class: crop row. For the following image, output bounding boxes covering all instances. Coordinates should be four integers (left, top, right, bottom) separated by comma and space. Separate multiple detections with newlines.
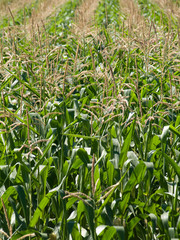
0, 0, 179, 239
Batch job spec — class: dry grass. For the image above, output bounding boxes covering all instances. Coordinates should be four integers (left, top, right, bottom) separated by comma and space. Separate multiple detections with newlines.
28, 0, 69, 26
118, 0, 153, 63
0, 0, 34, 17
152, 0, 180, 19
72, 0, 100, 35
0, 0, 69, 34
22, 0, 69, 38
120, 0, 148, 36
118, 0, 180, 123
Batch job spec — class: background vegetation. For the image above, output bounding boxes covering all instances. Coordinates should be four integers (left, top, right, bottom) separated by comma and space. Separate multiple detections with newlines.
0, 0, 179, 239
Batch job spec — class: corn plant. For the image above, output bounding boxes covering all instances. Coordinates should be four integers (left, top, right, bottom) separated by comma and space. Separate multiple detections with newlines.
0, 0, 180, 239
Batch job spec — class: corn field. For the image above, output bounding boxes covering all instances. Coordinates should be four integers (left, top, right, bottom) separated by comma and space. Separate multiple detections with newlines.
0, 0, 180, 239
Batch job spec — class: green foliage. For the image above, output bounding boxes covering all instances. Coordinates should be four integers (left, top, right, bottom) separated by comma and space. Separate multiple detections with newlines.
0, 0, 180, 239
137, 0, 178, 31
95, 0, 121, 28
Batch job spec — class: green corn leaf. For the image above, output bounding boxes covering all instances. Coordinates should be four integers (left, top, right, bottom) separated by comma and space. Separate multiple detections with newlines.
66, 197, 78, 211
40, 165, 49, 198
0, 75, 13, 91
102, 226, 116, 240
4, 68, 41, 99
161, 212, 169, 229
77, 200, 85, 222
84, 201, 95, 239
11, 229, 38, 240
107, 161, 114, 186
127, 217, 141, 235
121, 162, 146, 214
169, 125, 180, 137
175, 115, 180, 128
123, 162, 147, 194
0, 186, 17, 210
96, 225, 107, 236
162, 152, 180, 178
119, 120, 135, 169
36, 181, 67, 219
77, 148, 89, 166
29, 190, 56, 227
14, 185, 29, 225
71, 157, 84, 170
114, 226, 125, 240
31, 134, 57, 175
63, 133, 99, 140
97, 168, 128, 217
4, 107, 39, 135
